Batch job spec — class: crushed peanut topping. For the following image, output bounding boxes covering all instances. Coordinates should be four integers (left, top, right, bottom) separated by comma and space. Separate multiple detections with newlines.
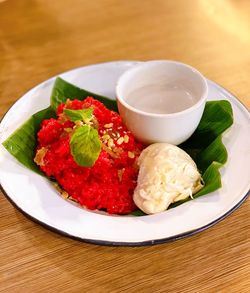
117, 168, 125, 182
102, 143, 119, 158
34, 147, 48, 166
64, 128, 73, 133
61, 190, 70, 199
124, 135, 129, 143
58, 113, 68, 123
113, 147, 123, 154
117, 137, 124, 145
108, 138, 114, 148
104, 123, 113, 128
65, 99, 73, 108
75, 120, 84, 127
128, 151, 135, 159
102, 134, 110, 141
53, 182, 78, 202
68, 196, 78, 202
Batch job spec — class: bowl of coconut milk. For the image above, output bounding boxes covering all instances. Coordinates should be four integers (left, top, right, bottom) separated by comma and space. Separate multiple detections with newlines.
116, 60, 208, 145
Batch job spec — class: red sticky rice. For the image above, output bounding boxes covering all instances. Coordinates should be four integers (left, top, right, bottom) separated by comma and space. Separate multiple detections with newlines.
35, 97, 144, 214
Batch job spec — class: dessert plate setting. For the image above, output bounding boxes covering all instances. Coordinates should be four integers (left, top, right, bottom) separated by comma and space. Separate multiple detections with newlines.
0, 61, 249, 246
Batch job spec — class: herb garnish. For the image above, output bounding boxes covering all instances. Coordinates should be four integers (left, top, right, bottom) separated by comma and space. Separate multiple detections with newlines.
64, 108, 101, 167
64, 108, 93, 123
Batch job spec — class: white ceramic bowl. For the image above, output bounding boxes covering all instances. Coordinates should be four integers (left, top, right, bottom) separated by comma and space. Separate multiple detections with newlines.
116, 60, 208, 145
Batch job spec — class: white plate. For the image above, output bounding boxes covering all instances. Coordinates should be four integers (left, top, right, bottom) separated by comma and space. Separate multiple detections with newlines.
0, 61, 249, 246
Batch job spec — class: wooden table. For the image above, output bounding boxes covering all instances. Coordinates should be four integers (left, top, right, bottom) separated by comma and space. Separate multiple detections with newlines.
0, 0, 249, 292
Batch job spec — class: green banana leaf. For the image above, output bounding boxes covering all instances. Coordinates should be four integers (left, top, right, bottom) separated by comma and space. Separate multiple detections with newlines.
51, 77, 118, 112
2, 107, 56, 175
2, 77, 233, 215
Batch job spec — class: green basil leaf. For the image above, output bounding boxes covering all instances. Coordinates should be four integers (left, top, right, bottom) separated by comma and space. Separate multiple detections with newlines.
64, 108, 93, 123
70, 125, 101, 167
51, 77, 118, 112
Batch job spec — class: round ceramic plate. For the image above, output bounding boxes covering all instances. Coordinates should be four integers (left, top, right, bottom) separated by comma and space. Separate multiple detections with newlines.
0, 61, 249, 246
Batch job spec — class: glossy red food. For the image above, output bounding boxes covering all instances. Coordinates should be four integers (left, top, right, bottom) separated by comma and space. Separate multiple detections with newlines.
35, 97, 144, 214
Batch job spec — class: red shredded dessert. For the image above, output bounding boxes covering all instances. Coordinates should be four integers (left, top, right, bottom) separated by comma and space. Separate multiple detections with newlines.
34, 97, 144, 214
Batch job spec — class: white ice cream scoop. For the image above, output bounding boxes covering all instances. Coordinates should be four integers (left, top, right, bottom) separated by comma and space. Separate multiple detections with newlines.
133, 143, 204, 214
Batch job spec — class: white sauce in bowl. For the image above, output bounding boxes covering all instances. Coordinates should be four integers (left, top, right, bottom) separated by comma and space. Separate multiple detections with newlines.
125, 84, 196, 114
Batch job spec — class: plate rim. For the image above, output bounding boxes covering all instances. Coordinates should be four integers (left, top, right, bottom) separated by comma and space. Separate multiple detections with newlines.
0, 183, 249, 246
0, 61, 249, 246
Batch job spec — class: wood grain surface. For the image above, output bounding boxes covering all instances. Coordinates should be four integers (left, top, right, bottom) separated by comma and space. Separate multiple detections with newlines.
0, 0, 249, 292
